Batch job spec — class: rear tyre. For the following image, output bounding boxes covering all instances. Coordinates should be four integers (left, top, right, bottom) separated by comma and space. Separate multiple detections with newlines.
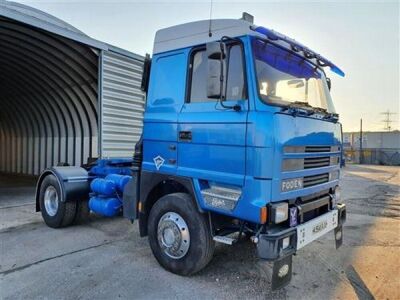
73, 200, 90, 224
148, 193, 215, 275
39, 174, 77, 228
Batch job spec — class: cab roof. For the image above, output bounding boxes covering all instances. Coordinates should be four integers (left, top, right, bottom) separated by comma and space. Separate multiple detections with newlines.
153, 18, 344, 77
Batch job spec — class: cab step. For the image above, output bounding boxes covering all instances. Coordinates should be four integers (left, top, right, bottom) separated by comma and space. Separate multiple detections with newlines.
213, 235, 235, 245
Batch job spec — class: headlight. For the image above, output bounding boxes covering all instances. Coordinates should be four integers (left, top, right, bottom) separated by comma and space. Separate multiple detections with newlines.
281, 177, 303, 192
271, 202, 288, 223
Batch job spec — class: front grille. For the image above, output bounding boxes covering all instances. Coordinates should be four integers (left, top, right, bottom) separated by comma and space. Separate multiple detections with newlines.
305, 146, 331, 153
303, 173, 329, 187
304, 157, 330, 169
284, 145, 341, 153
300, 189, 330, 203
289, 191, 332, 225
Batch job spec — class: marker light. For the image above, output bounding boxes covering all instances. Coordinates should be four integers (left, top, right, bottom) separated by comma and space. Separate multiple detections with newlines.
334, 186, 341, 202
260, 206, 268, 224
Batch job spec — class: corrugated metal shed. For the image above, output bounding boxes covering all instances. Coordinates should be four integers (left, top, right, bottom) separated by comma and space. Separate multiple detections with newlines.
0, 0, 145, 175
343, 131, 400, 149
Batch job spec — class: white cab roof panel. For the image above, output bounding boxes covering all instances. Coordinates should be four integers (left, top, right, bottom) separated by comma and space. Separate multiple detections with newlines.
153, 19, 260, 54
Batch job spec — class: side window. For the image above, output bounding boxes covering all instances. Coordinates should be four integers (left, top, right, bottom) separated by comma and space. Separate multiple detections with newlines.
226, 45, 245, 100
189, 51, 209, 102
188, 44, 246, 103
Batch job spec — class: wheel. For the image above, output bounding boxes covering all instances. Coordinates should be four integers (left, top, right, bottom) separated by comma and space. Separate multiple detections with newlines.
73, 200, 90, 224
148, 193, 215, 275
39, 175, 77, 228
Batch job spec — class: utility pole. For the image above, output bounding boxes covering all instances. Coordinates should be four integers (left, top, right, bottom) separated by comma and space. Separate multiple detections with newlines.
381, 110, 397, 131
359, 118, 363, 164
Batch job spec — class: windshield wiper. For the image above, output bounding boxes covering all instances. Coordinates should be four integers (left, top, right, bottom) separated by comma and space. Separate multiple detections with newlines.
323, 112, 339, 122
280, 101, 338, 121
282, 101, 314, 115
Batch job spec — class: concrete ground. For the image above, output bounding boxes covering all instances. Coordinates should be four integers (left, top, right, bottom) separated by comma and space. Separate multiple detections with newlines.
0, 165, 399, 300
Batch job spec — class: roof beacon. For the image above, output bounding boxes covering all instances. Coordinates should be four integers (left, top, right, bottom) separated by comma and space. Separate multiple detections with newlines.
241, 12, 254, 24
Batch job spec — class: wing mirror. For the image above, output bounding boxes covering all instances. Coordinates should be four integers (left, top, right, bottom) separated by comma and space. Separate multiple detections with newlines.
206, 41, 227, 99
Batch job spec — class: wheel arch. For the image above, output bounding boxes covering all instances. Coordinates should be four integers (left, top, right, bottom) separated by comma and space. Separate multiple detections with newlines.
138, 171, 203, 237
35, 166, 90, 212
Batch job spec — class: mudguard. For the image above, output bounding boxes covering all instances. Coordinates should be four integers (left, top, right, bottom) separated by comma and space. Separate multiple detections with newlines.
35, 166, 90, 212
122, 168, 140, 222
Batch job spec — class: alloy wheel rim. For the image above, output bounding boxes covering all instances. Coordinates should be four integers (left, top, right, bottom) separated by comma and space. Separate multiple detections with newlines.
157, 212, 190, 259
44, 186, 58, 216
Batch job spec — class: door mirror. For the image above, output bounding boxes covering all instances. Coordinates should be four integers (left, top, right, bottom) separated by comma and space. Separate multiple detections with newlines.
206, 42, 226, 99
326, 77, 331, 91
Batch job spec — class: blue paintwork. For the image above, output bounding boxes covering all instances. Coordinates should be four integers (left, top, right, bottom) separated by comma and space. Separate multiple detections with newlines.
140, 32, 342, 224
105, 174, 131, 192
89, 158, 133, 177
89, 196, 122, 217
86, 159, 133, 217
91, 178, 116, 196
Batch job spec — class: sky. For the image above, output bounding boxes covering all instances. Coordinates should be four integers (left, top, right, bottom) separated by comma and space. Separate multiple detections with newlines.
17, 0, 400, 132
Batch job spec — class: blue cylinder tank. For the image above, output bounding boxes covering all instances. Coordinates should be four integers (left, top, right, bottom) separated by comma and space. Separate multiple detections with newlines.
89, 197, 122, 217
90, 178, 116, 196
105, 174, 131, 192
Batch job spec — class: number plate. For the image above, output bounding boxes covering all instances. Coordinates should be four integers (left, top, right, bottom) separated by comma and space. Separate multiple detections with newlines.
296, 210, 338, 250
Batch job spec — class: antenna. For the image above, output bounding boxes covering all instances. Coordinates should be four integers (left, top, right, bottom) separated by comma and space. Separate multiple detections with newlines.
208, 0, 213, 37
380, 110, 397, 131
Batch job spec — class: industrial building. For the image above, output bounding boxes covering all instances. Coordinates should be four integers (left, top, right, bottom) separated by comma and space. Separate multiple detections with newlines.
343, 131, 400, 165
0, 1, 145, 176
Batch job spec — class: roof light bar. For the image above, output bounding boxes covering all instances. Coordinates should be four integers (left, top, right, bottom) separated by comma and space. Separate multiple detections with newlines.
253, 26, 345, 77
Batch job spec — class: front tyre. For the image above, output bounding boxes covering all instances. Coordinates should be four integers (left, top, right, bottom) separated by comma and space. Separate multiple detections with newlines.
148, 193, 215, 275
39, 175, 76, 228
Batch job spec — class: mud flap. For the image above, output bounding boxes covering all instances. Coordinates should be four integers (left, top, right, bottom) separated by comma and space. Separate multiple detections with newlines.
271, 255, 293, 290
334, 225, 343, 249
122, 175, 139, 222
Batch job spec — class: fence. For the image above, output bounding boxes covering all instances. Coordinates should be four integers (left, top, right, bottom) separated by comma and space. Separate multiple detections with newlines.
344, 148, 400, 166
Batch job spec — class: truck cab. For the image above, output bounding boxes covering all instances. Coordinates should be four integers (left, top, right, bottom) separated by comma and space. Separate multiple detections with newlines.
137, 16, 346, 288
35, 14, 346, 290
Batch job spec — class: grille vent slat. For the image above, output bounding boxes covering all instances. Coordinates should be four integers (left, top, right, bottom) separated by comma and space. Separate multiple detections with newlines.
305, 146, 331, 153
304, 156, 330, 169
303, 173, 329, 187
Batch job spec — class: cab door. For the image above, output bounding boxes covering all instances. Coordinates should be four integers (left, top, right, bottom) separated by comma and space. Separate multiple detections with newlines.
177, 43, 248, 187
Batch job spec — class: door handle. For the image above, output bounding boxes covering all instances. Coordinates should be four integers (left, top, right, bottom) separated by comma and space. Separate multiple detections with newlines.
179, 131, 192, 142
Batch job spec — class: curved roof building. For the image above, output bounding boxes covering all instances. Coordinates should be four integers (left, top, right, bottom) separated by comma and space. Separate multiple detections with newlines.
0, 1, 144, 175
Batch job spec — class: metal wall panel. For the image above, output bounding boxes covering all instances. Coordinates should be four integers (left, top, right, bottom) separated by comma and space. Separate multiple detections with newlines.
100, 50, 145, 158
0, 17, 98, 175
0, 2, 145, 176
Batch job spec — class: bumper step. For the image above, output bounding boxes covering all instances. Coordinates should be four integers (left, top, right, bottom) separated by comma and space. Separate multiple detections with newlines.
213, 235, 235, 245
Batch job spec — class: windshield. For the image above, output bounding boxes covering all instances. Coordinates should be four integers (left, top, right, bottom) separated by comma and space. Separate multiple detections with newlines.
252, 38, 336, 113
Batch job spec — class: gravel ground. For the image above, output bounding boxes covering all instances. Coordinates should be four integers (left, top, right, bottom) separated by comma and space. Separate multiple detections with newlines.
0, 164, 399, 300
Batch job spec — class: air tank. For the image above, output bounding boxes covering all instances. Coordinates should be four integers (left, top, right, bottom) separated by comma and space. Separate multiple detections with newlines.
105, 174, 131, 192
89, 197, 122, 217
90, 178, 116, 196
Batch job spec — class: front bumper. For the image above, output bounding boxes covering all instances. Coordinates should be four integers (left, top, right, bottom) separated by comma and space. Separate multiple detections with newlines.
257, 203, 346, 261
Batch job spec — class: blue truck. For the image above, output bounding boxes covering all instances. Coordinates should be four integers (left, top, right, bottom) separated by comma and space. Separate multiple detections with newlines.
35, 14, 346, 289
